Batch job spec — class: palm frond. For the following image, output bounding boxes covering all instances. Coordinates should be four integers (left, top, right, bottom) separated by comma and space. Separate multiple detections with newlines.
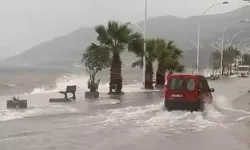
95, 25, 112, 46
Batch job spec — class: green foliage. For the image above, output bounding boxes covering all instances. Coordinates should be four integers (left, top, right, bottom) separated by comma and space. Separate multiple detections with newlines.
212, 46, 240, 68
154, 39, 183, 73
81, 43, 110, 91
210, 49, 221, 70
94, 20, 143, 92
176, 65, 185, 72
95, 20, 142, 54
211, 46, 240, 75
131, 38, 157, 68
84, 20, 184, 90
131, 38, 183, 73
82, 43, 110, 76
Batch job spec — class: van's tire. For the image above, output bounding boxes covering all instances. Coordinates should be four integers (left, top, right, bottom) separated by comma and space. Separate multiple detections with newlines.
192, 100, 204, 112
199, 103, 205, 112
164, 100, 172, 111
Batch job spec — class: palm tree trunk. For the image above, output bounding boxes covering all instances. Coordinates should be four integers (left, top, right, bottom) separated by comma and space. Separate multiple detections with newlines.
145, 62, 154, 89
155, 62, 165, 87
109, 52, 123, 94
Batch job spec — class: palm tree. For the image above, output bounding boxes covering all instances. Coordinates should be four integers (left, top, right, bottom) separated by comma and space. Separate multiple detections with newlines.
154, 39, 168, 87
154, 40, 183, 87
212, 46, 240, 75
94, 20, 142, 94
131, 39, 157, 89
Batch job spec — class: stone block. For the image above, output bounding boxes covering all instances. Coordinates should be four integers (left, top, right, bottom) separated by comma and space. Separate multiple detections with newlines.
7, 100, 27, 109
85, 91, 99, 99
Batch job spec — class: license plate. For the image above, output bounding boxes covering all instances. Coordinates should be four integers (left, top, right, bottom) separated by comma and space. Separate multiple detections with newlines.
171, 94, 183, 98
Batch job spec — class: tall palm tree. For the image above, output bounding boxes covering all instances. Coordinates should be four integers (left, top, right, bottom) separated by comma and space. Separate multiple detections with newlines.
165, 59, 184, 73
94, 20, 142, 94
131, 39, 157, 89
154, 39, 169, 87
154, 40, 183, 87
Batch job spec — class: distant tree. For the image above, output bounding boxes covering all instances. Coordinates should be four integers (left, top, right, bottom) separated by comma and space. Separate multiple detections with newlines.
81, 43, 110, 92
212, 46, 239, 75
242, 53, 250, 65
210, 50, 221, 70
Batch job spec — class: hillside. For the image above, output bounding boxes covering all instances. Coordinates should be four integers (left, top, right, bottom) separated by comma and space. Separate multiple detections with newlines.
2, 6, 250, 68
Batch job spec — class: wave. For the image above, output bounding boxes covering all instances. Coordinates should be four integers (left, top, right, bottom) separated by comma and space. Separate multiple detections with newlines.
0, 105, 78, 121
0, 84, 17, 89
26, 68, 239, 95
26, 74, 159, 95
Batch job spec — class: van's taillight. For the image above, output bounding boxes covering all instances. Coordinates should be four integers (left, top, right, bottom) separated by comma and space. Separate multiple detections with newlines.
171, 94, 183, 98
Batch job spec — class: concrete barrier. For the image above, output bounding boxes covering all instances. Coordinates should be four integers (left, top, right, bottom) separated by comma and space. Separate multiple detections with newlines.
85, 91, 99, 99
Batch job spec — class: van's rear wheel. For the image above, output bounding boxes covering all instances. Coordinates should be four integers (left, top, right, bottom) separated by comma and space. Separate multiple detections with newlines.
195, 100, 204, 112
164, 101, 169, 111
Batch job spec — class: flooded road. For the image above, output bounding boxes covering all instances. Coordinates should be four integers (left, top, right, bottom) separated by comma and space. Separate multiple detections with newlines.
1, 77, 250, 150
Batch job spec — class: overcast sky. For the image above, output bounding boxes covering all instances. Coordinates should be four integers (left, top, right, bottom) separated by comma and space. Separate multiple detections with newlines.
0, 0, 247, 57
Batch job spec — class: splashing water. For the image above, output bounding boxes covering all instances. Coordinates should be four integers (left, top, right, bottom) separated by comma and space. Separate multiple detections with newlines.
211, 95, 250, 122
28, 74, 159, 95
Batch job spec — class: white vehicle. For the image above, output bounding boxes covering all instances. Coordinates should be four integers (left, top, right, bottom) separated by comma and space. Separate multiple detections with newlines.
237, 65, 250, 77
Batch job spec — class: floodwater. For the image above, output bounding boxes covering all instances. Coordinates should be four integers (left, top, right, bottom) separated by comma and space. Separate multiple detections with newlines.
1, 76, 250, 150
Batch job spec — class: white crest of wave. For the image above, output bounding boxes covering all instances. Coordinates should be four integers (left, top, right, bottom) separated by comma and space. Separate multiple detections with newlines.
213, 95, 233, 109
0, 105, 78, 121
79, 102, 224, 133
29, 74, 98, 94
29, 74, 158, 95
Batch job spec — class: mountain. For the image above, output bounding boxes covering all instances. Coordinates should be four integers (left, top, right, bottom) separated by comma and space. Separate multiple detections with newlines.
2, 6, 250, 68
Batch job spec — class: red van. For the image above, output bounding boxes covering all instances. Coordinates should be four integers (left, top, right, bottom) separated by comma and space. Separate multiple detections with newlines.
164, 73, 215, 112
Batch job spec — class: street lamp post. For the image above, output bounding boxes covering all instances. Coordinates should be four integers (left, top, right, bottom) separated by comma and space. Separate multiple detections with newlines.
220, 19, 249, 76
189, 40, 198, 73
129, 1, 147, 89
238, 38, 250, 48
229, 30, 248, 46
189, 40, 198, 49
142, 0, 147, 89
197, 1, 229, 74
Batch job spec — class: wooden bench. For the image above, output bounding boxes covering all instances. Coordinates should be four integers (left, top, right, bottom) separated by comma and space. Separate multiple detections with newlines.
59, 85, 76, 100
49, 85, 77, 103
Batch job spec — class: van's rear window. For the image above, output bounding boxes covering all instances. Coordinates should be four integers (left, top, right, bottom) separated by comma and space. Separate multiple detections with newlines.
169, 78, 195, 91
170, 78, 183, 90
